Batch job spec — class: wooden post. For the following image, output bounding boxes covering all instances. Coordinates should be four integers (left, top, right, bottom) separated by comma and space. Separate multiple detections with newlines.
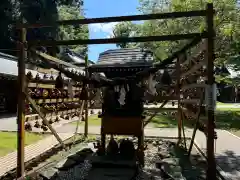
206, 3, 216, 180
176, 56, 182, 143
188, 94, 204, 156
84, 56, 89, 137
73, 100, 85, 144
17, 22, 26, 178
143, 99, 169, 127
25, 94, 66, 149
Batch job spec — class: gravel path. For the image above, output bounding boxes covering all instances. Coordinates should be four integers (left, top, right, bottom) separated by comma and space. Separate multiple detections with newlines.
53, 124, 240, 179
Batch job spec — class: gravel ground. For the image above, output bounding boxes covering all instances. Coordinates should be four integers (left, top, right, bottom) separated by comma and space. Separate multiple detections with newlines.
21, 137, 211, 180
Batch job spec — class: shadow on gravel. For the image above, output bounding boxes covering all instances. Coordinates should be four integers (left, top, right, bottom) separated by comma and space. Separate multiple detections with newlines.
215, 150, 240, 178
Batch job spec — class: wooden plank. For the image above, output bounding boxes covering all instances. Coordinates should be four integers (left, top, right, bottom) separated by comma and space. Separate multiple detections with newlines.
36, 68, 58, 74
34, 50, 83, 70
143, 90, 175, 127
84, 56, 89, 137
29, 98, 79, 104
72, 100, 85, 144
17, 21, 26, 177
28, 33, 207, 46
25, 93, 65, 149
188, 94, 204, 156
154, 95, 178, 101
181, 84, 206, 90
102, 116, 143, 136
28, 82, 80, 90
181, 99, 201, 104
206, 3, 216, 180
144, 108, 177, 111
176, 56, 182, 143
181, 61, 205, 78
17, 10, 207, 29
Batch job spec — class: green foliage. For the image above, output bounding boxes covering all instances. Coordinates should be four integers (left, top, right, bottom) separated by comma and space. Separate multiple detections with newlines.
58, 5, 88, 55
112, 22, 139, 48
56, 0, 84, 7
22, 0, 59, 41
0, 0, 88, 56
0, 132, 46, 157
112, 0, 240, 84
0, 0, 17, 55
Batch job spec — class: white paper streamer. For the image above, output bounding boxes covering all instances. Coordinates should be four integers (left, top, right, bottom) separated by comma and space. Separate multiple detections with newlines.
68, 81, 73, 98
205, 83, 217, 111
118, 86, 126, 105
148, 74, 157, 95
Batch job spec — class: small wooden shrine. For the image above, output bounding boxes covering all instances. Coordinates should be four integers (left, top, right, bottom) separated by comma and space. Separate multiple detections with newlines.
88, 48, 153, 165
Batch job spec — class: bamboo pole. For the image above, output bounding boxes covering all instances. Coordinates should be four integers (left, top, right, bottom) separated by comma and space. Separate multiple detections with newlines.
84, 56, 89, 137
17, 19, 26, 178
28, 33, 206, 47
16, 10, 207, 29
25, 93, 66, 149
176, 56, 182, 144
181, 109, 187, 149
72, 100, 85, 144
206, 3, 216, 180
144, 99, 169, 127
188, 94, 204, 156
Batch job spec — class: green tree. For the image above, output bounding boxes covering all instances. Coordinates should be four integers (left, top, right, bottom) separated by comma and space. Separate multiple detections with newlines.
0, 0, 87, 56
0, 0, 18, 55
58, 5, 88, 55
112, 22, 139, 48
113, 0, 240, 70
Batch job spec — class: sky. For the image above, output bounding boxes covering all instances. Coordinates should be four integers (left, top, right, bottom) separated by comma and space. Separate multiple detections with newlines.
84, 0, 140, 62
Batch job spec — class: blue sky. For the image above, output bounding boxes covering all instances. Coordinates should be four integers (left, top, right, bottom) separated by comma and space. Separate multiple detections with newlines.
84, 0, 140, 61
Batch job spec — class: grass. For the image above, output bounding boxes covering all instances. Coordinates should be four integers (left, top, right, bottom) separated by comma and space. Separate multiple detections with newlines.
217, 107, 240, 112
149, 110, 240, 137
0, 132, 46, 157
149, 114, 177, 128
71, 109, 240, 137
71, 115, 101, 126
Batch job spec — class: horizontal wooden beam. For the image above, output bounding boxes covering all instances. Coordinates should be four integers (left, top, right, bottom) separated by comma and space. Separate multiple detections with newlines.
181, 84, 206, 90
155, 95, 179, 101
25, 109, 80, 120
28, 82, 81, 90
181, 61, 205, 78
16, 10, 207, 29
181, 99, 201, 104
28, 33, 207, 47
27, 98, 80, 104
145, 107, 177, 111
34, 50, 83, 70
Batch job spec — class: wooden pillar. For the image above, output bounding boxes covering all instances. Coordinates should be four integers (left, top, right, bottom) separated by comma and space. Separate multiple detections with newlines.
176, 56, 182, 143
206, 3, 217, 180
84, 56, 89, 137
137, 120, 144, 166
17, 21, 26, 178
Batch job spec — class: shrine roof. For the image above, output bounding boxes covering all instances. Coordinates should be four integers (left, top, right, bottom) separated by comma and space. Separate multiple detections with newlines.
62, 49, 95, 66
88, 48, 153, 70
